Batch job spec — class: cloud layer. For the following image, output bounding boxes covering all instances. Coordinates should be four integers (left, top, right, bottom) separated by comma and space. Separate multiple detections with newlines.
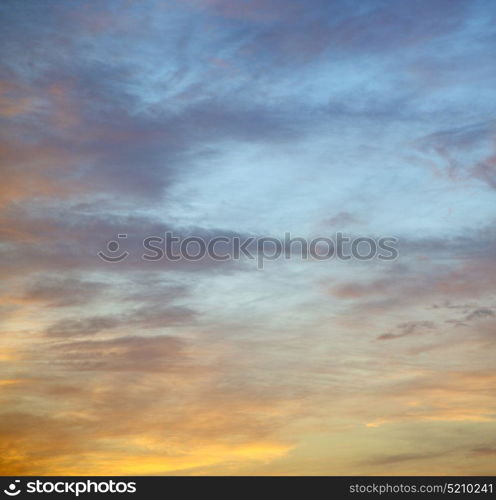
0, 0, 495, 475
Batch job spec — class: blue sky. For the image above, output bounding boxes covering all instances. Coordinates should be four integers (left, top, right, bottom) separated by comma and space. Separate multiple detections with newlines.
0, 0, 495, 475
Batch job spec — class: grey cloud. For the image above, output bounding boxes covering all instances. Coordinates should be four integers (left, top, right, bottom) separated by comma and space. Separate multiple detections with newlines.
471, 447, 496, 456
39, 335, 189, 372
417, 120, 496, 191
418, 121, 495, 152
361, 451, 446, 466
473, 153, 496, 190
45, 304, 197, 338
378, 320, 436, 341
324, 211, 361, 227
21, 277, 107, 307
0, 206, 254, 279
444, 306, 495, 327
46, 316, 121, 338
398, 223, 496, 260
465, 307, 495, 322
331, 223, 496, 320
209, 0, 471, 62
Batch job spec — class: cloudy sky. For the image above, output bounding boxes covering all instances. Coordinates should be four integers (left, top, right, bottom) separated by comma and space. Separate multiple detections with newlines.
1, 0, 495, 475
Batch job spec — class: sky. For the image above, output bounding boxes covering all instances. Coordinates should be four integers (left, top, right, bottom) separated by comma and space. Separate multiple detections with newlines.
0, 0, 495, 475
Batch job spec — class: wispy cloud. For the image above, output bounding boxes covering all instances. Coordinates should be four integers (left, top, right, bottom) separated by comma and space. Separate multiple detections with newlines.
1, 0, 495, 475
